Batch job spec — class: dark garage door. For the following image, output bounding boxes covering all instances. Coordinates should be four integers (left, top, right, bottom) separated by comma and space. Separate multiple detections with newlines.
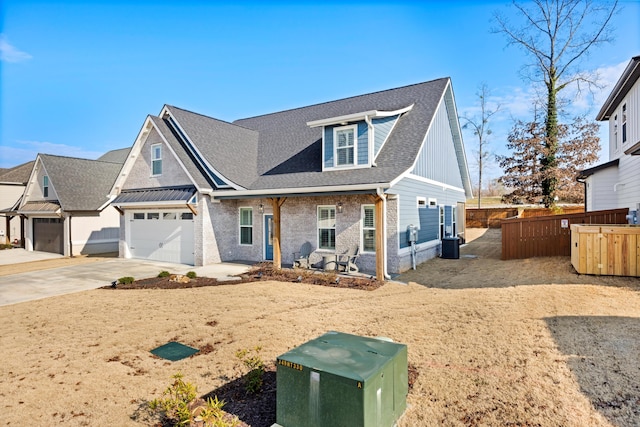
33, 218, 63, 254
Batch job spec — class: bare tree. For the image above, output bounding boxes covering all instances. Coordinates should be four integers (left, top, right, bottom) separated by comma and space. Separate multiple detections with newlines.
498, 115, 600, 204
460, 83, 501, 208
494, 0, 618, 207
497, 119, 546, 204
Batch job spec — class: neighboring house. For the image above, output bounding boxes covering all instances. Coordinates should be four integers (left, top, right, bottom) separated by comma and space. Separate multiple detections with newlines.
0, 161, 34, 245
579, 56, 640, 221
110, 78, 473, 276
16, 149, 129, 255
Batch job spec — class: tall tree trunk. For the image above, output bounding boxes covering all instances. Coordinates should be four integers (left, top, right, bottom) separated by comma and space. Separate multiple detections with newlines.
542, 72, 559, 207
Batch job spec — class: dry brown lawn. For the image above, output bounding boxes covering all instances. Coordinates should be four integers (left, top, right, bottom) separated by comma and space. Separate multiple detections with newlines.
1, 229, 639, 426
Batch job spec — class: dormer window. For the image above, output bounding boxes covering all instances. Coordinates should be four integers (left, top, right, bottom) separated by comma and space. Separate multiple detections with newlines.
43, 175, 49, 198
151, 144, 162, 176
335, 125, 356, 166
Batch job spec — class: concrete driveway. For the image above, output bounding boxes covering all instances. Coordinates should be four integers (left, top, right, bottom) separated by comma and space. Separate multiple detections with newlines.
0, 250, 250, 307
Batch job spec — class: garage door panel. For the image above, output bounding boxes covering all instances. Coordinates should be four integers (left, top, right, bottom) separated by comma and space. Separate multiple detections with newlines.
130, 211, 194, 265
33, 218, 64, 254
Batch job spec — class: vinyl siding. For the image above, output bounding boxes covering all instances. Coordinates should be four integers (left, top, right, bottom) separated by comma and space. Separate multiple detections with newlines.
586, 167, 618, 211
372, 115, 398, 158
357, 122, 368, 165
411, 100, 464, 189
392, 176, 466, 249
617, 155, 640, 211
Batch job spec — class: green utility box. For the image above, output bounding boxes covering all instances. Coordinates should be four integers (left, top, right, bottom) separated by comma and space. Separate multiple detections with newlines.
275, 331, 408, 427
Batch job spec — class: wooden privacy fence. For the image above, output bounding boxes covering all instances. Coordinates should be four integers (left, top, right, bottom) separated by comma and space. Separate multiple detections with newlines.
501, 208, 629, 260
466, 208, 518, 228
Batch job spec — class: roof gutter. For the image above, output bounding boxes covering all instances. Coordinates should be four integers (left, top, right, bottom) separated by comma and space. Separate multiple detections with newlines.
211, 183, 391, 200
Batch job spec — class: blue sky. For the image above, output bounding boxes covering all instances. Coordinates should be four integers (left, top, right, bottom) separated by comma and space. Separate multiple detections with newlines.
1, 1, 639, 185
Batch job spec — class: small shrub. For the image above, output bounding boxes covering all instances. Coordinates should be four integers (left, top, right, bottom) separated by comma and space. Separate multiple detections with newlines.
148, 373, 238, 427
186, 271, 197, 279
158, 270, 171, 278
235, 346, 265, 394
118, 276, 135, 285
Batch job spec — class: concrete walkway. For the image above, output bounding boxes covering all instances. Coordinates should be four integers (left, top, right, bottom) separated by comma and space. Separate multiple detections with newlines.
0, 250, 250, 307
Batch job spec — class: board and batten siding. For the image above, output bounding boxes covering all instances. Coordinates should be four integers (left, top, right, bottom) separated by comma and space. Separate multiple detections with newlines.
411, 100, 464, 189
608, 76, 640, 161
391, 176, 465, 249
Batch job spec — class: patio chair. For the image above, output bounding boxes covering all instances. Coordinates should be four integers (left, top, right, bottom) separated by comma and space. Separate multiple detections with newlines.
336, 245, 360, 273
292, 241, 313, 269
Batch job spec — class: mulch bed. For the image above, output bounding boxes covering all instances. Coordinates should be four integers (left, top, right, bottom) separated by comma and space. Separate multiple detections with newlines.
103, 263, 384, 291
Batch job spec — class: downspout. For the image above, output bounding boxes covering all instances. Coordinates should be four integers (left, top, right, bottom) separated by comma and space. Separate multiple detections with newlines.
376, 187, 391, 280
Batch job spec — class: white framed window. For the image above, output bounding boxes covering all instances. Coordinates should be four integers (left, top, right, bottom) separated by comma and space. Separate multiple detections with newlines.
239, 207, 253, 245
622, 104, 627, 143
147, 212, 160, 220
428, 198, 437, 208
151, 144, 162, 176
317, 206, 336, 250
334, 125, 357, 166
133, 212, 144, 220
417, 197, 427, 208
362, 205, 375, 253
163, 212, 177, 220
439, 206, 444, 239
181, 212, 193, 220
43, 175, 49, 198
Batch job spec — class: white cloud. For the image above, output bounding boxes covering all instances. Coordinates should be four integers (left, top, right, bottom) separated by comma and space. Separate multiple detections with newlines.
0, 34, 32, 63
0, 140, 104, 168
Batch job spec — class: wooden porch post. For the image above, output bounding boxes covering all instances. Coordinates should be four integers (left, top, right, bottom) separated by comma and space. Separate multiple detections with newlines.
269, 197, 287, 269
374, 194, 385, 280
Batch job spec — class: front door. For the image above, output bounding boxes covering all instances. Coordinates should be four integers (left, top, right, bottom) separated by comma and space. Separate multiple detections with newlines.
264, 214, 273, 260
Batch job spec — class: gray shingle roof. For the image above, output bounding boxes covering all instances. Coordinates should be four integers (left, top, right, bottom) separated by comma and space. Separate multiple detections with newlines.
39, 154, 123, 211
168, 78, 450, 191
0, 161, 35, 184
165, 106, 259, 188
97, 147, 130, 164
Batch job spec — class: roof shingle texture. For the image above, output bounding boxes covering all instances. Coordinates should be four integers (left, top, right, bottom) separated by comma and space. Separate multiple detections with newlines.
169, 78, 449, 190
166, 106, 259, 188
40, 155, 123, 211
0, 161, 35, 184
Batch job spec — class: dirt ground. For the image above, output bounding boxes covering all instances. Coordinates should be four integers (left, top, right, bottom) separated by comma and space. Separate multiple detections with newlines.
1, 229, 639, 426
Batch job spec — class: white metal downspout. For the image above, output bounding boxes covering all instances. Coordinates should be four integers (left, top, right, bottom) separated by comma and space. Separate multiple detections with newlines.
377, 187, 391, 280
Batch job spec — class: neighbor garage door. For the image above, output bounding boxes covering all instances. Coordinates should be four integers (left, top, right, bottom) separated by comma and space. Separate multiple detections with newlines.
33, 217, 64, 254
129, 211, 195, 265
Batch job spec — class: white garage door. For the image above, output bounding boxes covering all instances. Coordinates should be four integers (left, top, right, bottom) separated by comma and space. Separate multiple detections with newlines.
129, 211, 195, 265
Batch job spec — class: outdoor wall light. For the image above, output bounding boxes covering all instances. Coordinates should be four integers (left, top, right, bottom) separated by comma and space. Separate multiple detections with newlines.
337, 202, 343, 213
258, 202, 264, 213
